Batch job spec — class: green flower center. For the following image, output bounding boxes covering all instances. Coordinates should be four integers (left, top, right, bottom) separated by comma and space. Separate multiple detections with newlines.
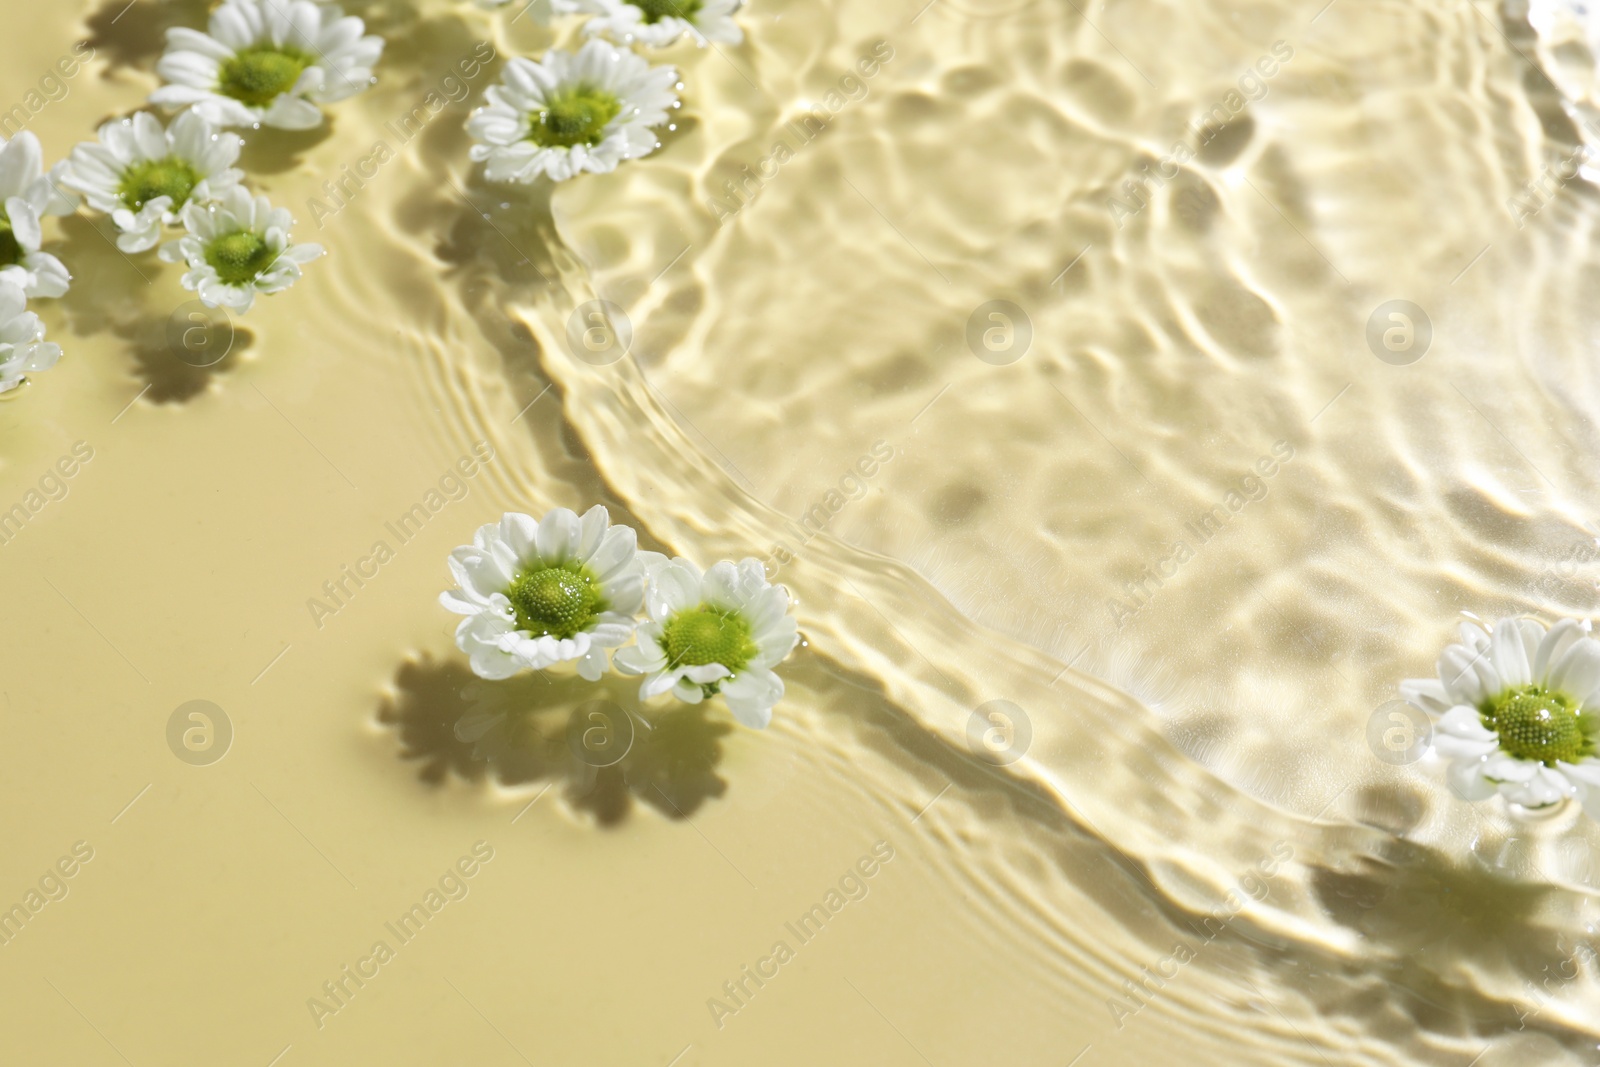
506, 565, 606, 640
633, 0, 702, 22
118, 157, 201, 212
529, 85, 623, 148
205, 231, 273, 286
1483, 685, 1596, 766
661, 606, 756, 672
0, 212, 19, 268
219, 46, 311, 108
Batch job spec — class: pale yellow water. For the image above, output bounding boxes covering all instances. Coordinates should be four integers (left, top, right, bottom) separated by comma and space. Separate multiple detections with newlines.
5, 0, 1600, 1063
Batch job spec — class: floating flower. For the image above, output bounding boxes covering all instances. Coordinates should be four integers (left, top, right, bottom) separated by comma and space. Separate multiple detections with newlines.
614, 555, 796, 728
0, 206, 70, 300
0, 133, 77, 218
1402, 616, 1600, 817
440, 507, 647, 681
0, 280, 60, 394
149, 0, 384, 130
158, 187, 323, 313
467, 38, 680, 183
0, 133, 76, 299
576, 0, 743, 47
60, 111, 244, 254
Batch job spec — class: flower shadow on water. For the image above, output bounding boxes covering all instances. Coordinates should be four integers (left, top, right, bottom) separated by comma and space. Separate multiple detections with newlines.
415, 170, 569, 438
377, 652, 733, 826
83, 0, 212, 77
347, 3, 483, 80
53, 215, 255, 403
236, 124, 337, 176
430, 175, 562, 296
1301, 780, 1600, 1042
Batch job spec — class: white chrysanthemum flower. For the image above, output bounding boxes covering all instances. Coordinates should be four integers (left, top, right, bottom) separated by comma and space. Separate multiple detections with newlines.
0, 133, 77, 218
1402, 616, 1600, 817
0, 203, 70, 300
0, 133, 76, 299
149, 0, 384, 130
576, 0, 742, 47
157, 187, 323, 313
614, 555, 797, 728
60, 111, 244, 254
440, 507, 647, 682
467, 38, 680, 183
0, 280, 60, 394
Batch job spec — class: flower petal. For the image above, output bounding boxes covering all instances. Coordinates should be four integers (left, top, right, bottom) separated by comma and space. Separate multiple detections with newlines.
1500, 766, 1571, 809
614, 640, 665, 676
1490, 617, 1533, 687
1433, 734, 1498, 759
648, 560, 700, 617
1551, 637, 1600, 707
1439, 644, 1490, 706
683, 663, 731, 685
1482, 754, 1538, 783
537, 507, 581, 561
576, 645, 608, 681
1447, 758, 1497, 801
1438, 704, 1494, 740
722, 668, 782, 729
5, 198, 40, 252
640, 668, 683, 700
588, 525, 638, 581
576, 504, 610, 561
671, 676, 706, 703
1399, 678, 1452, 716
1557, 758, 1600, 788
1534, 618, 1588, 684
498, 511, 539, 562
699, 561, 745, 611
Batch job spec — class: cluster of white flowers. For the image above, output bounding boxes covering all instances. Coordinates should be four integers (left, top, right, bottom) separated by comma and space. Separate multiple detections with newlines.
466, 0, 746, 184
441, 507, 798, 727
4, 0, 384, 393
0, 132, 74, 393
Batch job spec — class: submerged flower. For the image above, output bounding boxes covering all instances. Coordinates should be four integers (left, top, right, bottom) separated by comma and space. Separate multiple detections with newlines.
0, 133, 75, 299
467, 38, 680, 183
0, 280, 60, 394
577, 0, 743, 47
158, 187, 323, 312
1402, 616, 1600, 817
614, 555, 797, 728
149, 0, 384, 130
60, 111, 244, 254
440, 507, 647, 681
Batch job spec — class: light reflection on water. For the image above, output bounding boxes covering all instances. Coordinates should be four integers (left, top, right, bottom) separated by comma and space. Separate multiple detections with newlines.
4, 0, 1600, 1062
